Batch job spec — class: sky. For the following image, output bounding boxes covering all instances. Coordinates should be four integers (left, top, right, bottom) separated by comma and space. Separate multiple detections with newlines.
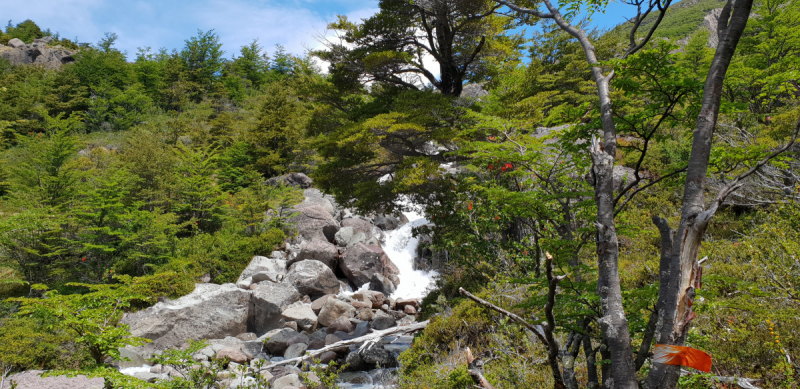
2, 0, 639, 62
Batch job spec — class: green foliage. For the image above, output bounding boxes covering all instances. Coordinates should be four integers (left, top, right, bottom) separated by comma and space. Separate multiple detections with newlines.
1, 20, 46, 44
10, 278, 149, 366
0, 316, 77, 371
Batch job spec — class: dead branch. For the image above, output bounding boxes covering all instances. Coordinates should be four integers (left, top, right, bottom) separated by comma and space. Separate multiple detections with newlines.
465, 347, 497, 389
681, 369, 763, 389
260, 320, 429, 369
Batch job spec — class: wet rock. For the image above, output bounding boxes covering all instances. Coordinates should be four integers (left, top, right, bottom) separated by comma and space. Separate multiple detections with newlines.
361, 344, 397, 368
369, 273, 397, 295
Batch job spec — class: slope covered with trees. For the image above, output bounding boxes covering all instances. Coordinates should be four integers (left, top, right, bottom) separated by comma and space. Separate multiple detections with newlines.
0, 0, 799, 386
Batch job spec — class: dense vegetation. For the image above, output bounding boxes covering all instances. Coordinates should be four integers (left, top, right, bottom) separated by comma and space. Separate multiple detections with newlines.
0, 0, 799, 386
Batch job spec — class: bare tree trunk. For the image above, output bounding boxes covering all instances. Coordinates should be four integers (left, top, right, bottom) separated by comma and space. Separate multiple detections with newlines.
645, 0, 755, 388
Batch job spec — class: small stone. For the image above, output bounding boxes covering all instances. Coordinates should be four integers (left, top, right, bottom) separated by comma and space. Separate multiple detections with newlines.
216, 347, 249, 364
272, 373, 303, 389
404, 305, 417, 315
236, 332, 258, 341
356, 308, 375, 321
372, 311, 396, 330
284, 321, 298, 331
324, 334, 342, 345
319, 350, 338, 364
283, 343, 308, 359
327, 316, 355, 334
311, 294, 336, 314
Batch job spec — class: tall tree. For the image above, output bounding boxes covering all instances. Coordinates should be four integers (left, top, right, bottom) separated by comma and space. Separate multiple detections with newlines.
316, 0, 517, 96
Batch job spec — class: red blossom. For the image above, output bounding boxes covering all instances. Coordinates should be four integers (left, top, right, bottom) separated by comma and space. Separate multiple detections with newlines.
81, 257, 86, 262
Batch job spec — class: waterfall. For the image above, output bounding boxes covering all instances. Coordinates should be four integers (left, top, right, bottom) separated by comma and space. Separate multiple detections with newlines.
383, 202, 438, 300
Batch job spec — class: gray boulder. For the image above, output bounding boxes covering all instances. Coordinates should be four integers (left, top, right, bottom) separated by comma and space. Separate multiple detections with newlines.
372, 311, 396, 330
340, 243, 400, 287
7, 38, 25, 48
317, 298, 357, 327
288, 239, 338, 270
288, 204, 340, 243
263, 328, 300, 355
334, 226, 369, 248
285, 260, 340, 297
360, 344, 397, 368
1, 370, 105, 389
0, 45, 75, 69
283, 343, 308, 359
121, 283, 250, 353
265, 172, 313, 189
302, 188, 338, 216
250, 282, 302, 334
236, 256, 286, 289
272, 373, 302, 389
373, 214, 407, 230
281, 301, 318, 331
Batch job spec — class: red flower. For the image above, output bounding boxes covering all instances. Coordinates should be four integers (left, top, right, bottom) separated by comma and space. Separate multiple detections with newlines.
488, 164, 494, 170
81, 257, 86, 262
501, 166, 507, 172
523, 251, 528, 255
505, 163, 513, 169
468, 203, 473, 210
494, 216, 500, 220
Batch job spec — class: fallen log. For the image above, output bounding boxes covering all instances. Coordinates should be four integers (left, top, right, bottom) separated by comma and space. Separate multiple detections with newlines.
681, 369, 763, 389
261, 320, 429, 369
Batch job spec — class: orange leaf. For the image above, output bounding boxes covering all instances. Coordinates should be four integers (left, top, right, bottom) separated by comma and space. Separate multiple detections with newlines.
653, 344, 712, 373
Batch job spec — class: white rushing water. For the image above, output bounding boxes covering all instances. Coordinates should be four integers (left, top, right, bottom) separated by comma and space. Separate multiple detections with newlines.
383, 204, 438, 300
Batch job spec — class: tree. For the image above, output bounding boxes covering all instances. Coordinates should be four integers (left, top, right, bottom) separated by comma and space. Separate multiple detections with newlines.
316, 0, 517, 96
495, 0, 796, 388
180, 30, 225, 101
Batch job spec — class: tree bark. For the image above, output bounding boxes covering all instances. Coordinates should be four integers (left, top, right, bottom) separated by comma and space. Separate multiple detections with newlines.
645, 0, 755, 387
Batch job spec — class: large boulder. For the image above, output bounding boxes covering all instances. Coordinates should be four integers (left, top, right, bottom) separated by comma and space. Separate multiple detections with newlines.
0, 45, 75, 69
302, 188, 338, 217
285, 260, 340, 297
316, 298, 356, 327
341, 218, 378, 241
120, 283, 250, 353
7, 38, 25, 48
250, 282, 302, 334
288, 204, 340, 243
340, 243, 400, 287
236, 255, 287, 289
2, 370, 105, 389
281, 301, 318, 331
373, 214, 407, 230
265, 173, 313, 189
334, 226, 369, 248
288, 239, 338, 270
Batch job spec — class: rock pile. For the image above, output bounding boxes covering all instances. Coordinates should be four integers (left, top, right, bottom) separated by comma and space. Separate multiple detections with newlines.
0, 37, 75, 69
118, 173, 422, 387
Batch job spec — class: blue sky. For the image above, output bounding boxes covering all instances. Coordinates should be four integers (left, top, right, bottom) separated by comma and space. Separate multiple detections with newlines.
3, 0, 639, 61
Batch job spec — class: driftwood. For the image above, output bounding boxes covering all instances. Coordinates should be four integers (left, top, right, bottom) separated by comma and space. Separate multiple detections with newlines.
465, 347, 496, 389
681, 369, 762, 389
262, 320, 429, 369
0, 364, 12, 389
